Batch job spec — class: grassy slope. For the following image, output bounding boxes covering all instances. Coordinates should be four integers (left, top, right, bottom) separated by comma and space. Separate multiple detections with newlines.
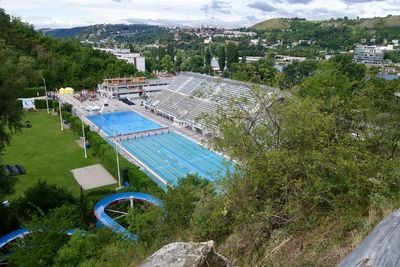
252, 15, 400, 31
3, 110, 100, 199
251, 18, 291, 31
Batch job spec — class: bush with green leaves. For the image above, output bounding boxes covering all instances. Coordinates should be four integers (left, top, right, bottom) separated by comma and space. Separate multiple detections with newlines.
53, 100, 59, 110
18, 87, 45, 98
127, 204, 167, 248
0, 203, 19, 236
15, 180, 75, 221
192, 194, 233, 242
53, 229, 130, 267
33, 99, 54, 109
163, 175, 214, 230
9, 205, 81, 267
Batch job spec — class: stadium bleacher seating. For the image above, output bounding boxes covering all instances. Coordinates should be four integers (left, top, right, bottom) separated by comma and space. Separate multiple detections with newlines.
149, 72, 280, 129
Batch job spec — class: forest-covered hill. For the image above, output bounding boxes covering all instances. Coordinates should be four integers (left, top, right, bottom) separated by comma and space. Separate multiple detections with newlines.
0, 8, 144, 90
42, 24, 172, 45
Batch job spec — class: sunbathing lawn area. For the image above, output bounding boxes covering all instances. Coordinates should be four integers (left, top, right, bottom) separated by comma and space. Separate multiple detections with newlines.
3, 110, 100, 199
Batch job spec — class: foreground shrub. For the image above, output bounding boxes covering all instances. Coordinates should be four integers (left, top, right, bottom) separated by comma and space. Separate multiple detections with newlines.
15, 180, 75, 221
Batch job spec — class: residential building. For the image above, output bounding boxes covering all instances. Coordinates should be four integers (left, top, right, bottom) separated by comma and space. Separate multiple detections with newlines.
353, 45, 384, 65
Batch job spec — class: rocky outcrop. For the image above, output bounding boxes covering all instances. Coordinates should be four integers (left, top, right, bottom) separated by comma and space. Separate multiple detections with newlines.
140, 241, 232, 267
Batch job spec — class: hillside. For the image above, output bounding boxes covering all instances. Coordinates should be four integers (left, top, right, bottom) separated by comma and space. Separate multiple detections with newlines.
42, 23, 172, 44
0, 9, 147, 90
251, 18, 291, 30
40, 26, 88, 39
250, 15, 400, 50
252, 15, 400, 31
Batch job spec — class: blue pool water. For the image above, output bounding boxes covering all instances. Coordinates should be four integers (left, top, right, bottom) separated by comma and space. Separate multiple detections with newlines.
121, 132, 234, 185
377, 73, 400, 80
87, 111, 163, 136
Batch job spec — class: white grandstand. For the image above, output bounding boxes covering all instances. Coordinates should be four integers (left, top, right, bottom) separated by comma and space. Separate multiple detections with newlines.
145, 72, 282, 134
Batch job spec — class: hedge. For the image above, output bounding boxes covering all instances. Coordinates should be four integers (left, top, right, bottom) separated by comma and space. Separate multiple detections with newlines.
62, 111, 163, 194
34, 99, 54, 109
53, 100, 59, 110
18, 87, 45, 98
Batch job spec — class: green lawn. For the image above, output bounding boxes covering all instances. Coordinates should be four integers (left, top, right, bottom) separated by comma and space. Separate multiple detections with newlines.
3, 110, 100, 199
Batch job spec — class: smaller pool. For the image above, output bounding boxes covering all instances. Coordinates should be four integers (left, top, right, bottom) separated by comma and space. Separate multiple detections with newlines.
87, 111, 163, 136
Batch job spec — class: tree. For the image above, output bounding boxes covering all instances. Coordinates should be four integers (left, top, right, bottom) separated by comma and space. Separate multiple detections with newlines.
229, 58, 277, 86
157, 46, 166, 71
175, 51, 186, 72
15, 181, 75, 221
241, 51, 246, 64
331, 54, 366, 81
0, 204, 19, 236
384, 50, 400, 63
280, 60, 318, 89
143, 51, 157, 73
192, 195, 233, 242
205, 46, 212, 66
191, 55, 205, 73
160, 54, 174, 73
204, 46, 212, 75
167, 42, 175, 62
218, 46, 226, 72
53, 229, 127, 267
127, 205, 166, 248
164, 175, 213, 230
226, 43, 239, 70
202, 84, 391, 255
0, 40, 34, 196
299, 61, 353, 102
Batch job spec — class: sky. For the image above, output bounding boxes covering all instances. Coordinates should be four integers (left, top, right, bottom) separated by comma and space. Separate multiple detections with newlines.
1, 0, 400, 29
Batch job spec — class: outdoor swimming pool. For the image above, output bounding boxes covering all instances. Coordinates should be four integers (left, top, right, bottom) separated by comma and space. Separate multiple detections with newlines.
87, 111, 163, 136
121, 132, 234, 186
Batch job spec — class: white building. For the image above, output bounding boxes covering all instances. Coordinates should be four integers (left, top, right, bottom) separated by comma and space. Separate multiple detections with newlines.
95, 47, 146, 72
97, 76, 170, 99
274, 55, 306, 63
204, 36, 212, 44
353, 45, 384, 65
249, 39, 259, 46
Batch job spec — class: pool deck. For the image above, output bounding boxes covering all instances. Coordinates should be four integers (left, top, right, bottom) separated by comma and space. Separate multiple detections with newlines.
58, 93, 208, 145
57, 93, 213, 188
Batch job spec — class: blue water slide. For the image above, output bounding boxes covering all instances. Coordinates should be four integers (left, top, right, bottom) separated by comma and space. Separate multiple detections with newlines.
0, 192, 162, 251
93, 192, 163, 240
0, 228, 31, 250
0, 228, 77, 251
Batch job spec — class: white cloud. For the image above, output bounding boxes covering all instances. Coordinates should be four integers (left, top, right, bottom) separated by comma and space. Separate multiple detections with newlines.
0, 0, 399, 28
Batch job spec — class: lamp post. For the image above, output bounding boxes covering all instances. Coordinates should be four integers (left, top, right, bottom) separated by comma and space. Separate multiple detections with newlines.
110, 127, 121, 188
81, 120, 87, 158
59, 100, 64, 131
43, 78, 49, 113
